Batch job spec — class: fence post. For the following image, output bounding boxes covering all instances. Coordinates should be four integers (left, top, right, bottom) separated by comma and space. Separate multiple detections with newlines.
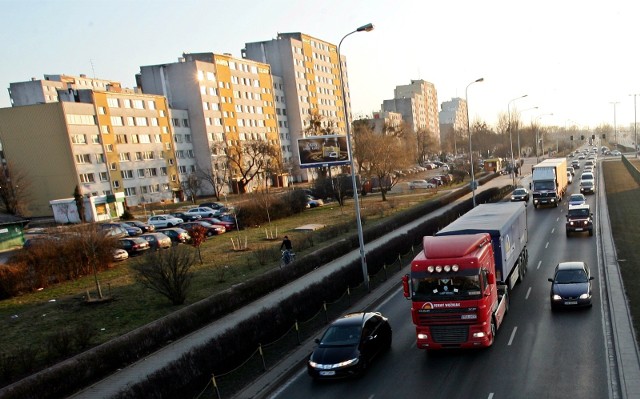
258, 344, 267, 371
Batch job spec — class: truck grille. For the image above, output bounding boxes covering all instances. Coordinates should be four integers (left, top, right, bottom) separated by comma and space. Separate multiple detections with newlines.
534, 192, 555, 198
430, 325, 469, 344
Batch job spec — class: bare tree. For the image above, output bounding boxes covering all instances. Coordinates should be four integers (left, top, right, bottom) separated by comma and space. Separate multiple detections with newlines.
0, 162, 30, 215
415, 128, 437, 166
225, 140, 280, 194
130, 245, 197, 305
181, 173, 201, 204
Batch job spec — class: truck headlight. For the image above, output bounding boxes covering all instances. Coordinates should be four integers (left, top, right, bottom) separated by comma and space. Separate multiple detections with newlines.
417, 333, 428, 340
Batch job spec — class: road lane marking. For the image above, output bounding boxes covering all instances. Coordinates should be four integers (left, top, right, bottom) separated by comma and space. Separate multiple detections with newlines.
551, 228, 555, 234
545, 242, 549, 248
556, 217, 560, 222
525, 287, 532, 299
507, 326, 518, 346
537, 260, 541, 270
488, 394, 494, 399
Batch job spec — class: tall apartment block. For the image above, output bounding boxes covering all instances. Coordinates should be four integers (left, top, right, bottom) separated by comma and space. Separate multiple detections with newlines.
438, 98, 468, 154
137, 52, 282, 192
381, 79, 441, 149
0, 74, 183, 216
242, 32, 352, 181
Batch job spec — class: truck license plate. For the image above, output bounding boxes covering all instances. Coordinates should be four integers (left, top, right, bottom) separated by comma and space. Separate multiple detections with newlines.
565, 301, 578, 305
575, 228, 583, 231
320, 371, 336, 376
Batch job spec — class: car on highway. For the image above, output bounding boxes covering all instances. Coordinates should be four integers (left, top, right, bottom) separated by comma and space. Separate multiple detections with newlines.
140, 232, 172, 250
307, 312, 392, 379
566, 204, 593, 236
148, 214, 184, 228
568, 193, 587, 206
571, 160, 580, 169
578, 154, 586, 160
408, 179, 436, 189
567, 167, 575, 176
580, 179, 595, 194
548, 261, 594, 310
118, 237, 151, 256
510, 187, 530, 202
567, 171, 573, 184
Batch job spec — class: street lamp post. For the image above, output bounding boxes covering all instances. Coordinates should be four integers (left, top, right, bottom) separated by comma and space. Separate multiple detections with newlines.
466, 77, 484, 207
508, 94, 528, 186
338, 22, 374, 292
630, 94, 639, 158
534, 113, 553, 163
610, 101, 620, 149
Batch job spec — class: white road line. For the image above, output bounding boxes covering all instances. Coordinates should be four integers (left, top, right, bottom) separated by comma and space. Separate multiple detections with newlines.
537, 260, 542, 270
545, 242, 549, 248
525, 287, 532, 299
556, 217, 560, 222
488, 394, 494, 399
551, 228, 555, 234
507, 326, 518, 346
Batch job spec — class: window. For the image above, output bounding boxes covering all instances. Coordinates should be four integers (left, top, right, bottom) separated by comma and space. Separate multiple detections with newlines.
138, 134, 151, 144
116, 134, 128, 144
182, 119, 189, 127
91, 135, 100, 144
79, 173, 95, 183
127, 116, 135, 126
185, 134, 192, 143
96, 153, 106, 163
135, 152, 143, 161
75, 154, 92, 164
143, 151, 154, 160
135, 117, 148, 126
110, 116, 124, 126
98, 107, 106, 115
150, 118, 158, 126
112, 180, 120, 189
101, 125, 110, 134
187, 150, 194, 158
121, 170, 134, 179
109, 162, 117, 170
99, 172, 109, 182
119, 152, 131, 162
107, 98, 119, 108
145, 168, 158, 177
175, 150, 184, 159
124, 187, 137, 196
123, 99, 132, 108
133, 100, 144, 109
179, 165, 187, 174
160, 167, 167, 176
148, 101, 156, 110
71, 134, 87, 144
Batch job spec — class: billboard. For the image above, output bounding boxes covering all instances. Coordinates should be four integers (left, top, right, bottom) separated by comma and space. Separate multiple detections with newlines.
297, 135, 350, 169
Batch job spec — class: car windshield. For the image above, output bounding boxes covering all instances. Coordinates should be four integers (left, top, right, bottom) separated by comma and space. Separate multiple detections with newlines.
555, 269, 588, 284
411, 272, 482, 301
514, 189, 526, 195
581, 181, 593, 187
534, 181, 555, 190
320, 325, 361, 346
570, 195, 584, 202
568, 208, 589, 217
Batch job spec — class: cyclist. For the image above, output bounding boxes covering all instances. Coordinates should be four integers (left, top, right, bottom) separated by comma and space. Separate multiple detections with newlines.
280, 236, 294, 265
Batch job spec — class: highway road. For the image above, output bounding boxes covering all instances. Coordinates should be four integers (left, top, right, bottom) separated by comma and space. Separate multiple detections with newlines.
271, 154, 610, 398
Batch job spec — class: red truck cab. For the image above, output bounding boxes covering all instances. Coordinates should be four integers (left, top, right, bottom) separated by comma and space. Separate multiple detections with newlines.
402, 233, 508, 349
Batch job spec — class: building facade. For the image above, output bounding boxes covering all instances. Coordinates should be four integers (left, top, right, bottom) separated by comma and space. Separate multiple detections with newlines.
243, 32, 351, 181
438, 97, 468, 154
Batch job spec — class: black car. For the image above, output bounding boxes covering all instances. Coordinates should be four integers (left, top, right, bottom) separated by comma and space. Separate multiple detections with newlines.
158, 227, 191, 244
118, 237, 151, 256
510, 187, 529, 202
171, 211, 202, 222
307, 312, 392, 379
548, 261, 594, 310
123, 220, 155, 233
199, 202, 225, 210
181, 221, 226, 237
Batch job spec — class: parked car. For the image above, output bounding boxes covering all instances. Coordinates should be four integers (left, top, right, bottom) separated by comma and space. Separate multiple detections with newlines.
510, 187, 530, 202
185, 206, 221, 218
148, 214, 184, 228
123, 220, 155, 233
548, 261, 594, 310
568, 193, 587, 206
139, 232, 172, 250
307, 312, 392, 379
115, 222, 143, 237
566, 204, 593, 236
158, 227, 191, 244
171, 211, 202, 222
112, 248, 129, 262
213, 214, 238, 231
200, 217, 235, 231
199, 202, 225, 210
118, 237, 151, 256
408, 179, 436, 189
99, 223, 128, 238
181, 221, 226, 237
611, 150, 622, 156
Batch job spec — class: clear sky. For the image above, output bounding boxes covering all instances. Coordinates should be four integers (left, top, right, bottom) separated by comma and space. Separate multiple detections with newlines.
3, 0, 640, 130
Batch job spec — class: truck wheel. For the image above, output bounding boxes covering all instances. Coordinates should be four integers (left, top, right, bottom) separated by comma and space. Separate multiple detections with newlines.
490, 319, 497, 346
589, 229, 593, 236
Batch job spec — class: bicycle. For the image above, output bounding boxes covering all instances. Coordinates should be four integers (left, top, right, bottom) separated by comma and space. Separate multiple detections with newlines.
280, 250, 296, 268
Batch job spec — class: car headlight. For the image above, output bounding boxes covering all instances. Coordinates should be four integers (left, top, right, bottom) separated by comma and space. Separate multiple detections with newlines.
511, 196, 515, 200
579, 293, 590, 299
550, 199, 556, 202
335, 358, 359, 368
552, 294, 562, 301
569, 221, 574, 226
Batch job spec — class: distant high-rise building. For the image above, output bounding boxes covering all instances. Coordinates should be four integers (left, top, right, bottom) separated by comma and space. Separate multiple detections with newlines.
439, 98, 468, 154
138, 52, 283, 193
243, 32, 352, 181
381, 79, 441, 149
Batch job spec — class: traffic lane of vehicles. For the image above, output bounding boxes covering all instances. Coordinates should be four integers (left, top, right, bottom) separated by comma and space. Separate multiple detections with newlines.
274, 193, 606, 398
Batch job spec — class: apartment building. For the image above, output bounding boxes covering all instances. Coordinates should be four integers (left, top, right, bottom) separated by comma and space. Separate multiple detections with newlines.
8, 74, 119, 106
381, 79, 441, 149
243, 32, 351, 181
0, 75, 182, 216
439, 97, 468, 154
138, 52, 282, 193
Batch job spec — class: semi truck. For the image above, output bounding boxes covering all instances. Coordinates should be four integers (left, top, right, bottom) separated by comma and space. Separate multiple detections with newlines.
531, 158, 568, 208
401, 202, 528, 350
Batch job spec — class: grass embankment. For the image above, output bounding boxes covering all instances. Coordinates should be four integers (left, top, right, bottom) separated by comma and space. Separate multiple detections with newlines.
603, 159, 640, 341
0, 185, 446, 373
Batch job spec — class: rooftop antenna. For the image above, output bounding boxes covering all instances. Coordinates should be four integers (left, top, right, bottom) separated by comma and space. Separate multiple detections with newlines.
90, 59, 96, 79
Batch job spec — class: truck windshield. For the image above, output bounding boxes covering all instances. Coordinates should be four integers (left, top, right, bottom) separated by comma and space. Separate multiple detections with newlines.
534, 181, 555, 190
411, 273, 482, 301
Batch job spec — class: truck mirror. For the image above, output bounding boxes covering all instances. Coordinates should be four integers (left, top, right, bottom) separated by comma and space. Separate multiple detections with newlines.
401, 274, 411, 299
487, 273, 496, 284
